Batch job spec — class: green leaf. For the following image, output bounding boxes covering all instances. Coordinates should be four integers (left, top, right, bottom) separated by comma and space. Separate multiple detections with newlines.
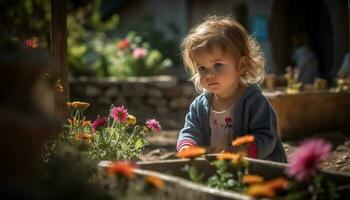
135, 138, 143, 149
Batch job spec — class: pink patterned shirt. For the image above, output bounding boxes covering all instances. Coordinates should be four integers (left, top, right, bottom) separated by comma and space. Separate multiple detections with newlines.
209, 104, 234, 153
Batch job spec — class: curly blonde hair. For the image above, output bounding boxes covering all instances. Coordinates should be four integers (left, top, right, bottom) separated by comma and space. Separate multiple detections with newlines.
181, 15, 265, 92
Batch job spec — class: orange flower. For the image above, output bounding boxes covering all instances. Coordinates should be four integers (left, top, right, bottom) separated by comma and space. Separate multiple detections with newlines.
67, 101, 90, 110
217, 152, 239, 161
55, 79, 64, 94
108, 161, 136, 179
232, 135, 255, 146
245, 177, 288, 198
176, 147, 206, 159
75, 133, 93, 144
68, 118, 91, 128
243, 174, 264, 185
246, 184, 275, 198
82, 120, 92, 127
73, 101, 90, 110
266, 177, 289, 191
117, 38, 130, 50
56, 83, 64, 93
217, 152, 245, 164
145, 175, 165, 189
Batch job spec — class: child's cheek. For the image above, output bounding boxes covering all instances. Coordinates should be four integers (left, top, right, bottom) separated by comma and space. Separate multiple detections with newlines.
199, 77, 207, 87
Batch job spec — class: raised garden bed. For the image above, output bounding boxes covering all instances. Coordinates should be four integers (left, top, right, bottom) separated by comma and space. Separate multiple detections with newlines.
99, 157, 350, 200
265, 91, 350, 140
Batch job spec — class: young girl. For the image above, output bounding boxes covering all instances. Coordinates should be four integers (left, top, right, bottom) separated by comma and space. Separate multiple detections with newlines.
177, 16, 287, 162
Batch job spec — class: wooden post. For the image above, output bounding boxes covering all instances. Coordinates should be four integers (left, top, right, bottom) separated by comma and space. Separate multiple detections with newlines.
51, 0, 69, 117
348, 0, 350, 51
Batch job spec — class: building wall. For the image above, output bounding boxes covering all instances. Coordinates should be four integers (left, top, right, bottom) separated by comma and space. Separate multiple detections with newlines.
248, 0, 274, 73
147, 0, 187, 39
116, 0, 187, 41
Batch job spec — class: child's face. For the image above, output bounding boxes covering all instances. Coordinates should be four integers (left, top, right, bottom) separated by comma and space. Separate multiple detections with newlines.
194, 46, 244, 97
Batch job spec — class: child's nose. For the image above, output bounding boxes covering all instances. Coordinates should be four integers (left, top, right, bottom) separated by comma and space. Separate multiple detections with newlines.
205, 73, 216, 82
207, 72, 216, 78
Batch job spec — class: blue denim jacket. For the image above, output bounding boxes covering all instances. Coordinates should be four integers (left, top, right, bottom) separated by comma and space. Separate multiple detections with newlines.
177, 84, 287, 163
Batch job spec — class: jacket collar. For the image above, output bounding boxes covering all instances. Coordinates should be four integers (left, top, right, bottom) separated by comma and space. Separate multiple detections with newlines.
204, 84, 261, 108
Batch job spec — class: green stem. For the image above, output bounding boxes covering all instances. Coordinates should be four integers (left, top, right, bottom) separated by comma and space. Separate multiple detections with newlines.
99, 130, 108, 148
126, 129, 136, 145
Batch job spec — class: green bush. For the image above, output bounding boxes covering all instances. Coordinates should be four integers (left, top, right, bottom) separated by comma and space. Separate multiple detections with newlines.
67, 0, 172, 78
108, 31, 173, 78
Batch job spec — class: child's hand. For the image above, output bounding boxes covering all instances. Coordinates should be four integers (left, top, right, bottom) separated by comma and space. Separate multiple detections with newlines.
179, 145, 192, 152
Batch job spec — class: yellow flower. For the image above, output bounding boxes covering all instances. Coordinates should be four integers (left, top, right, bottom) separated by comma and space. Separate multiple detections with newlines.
145, 175, 165, 189
126, 114, 137, 125
67, 101, 90, 110
176, 146, 206, 159
243, 174, 264, 185
232, 135, 255, 146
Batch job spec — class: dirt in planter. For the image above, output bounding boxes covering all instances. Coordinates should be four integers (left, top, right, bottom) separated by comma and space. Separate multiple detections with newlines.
142, 130, 350, 173
283, 131, 350, 173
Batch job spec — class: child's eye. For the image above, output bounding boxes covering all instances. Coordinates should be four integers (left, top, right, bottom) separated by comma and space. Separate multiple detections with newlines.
197, 66, 208, 76
198, 66, 206, 72
214, 63, 223, 69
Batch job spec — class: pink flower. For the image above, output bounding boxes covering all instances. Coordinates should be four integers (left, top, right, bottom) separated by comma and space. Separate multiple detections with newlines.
285, 138, 332, 182
110, 106, 128, 123
132, 47, 148, 59
146, 119, 161, 132
92, 117, 107, 132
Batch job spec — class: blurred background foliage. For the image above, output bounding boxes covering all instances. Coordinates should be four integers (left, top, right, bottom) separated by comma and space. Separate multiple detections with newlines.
0, 0, 176, 78
0, 0, 51, 47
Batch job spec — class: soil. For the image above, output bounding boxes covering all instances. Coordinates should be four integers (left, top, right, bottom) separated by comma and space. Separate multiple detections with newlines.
141, 130, 350, 174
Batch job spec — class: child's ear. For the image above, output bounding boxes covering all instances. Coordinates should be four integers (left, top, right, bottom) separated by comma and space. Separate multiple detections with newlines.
238, 56, 248, 72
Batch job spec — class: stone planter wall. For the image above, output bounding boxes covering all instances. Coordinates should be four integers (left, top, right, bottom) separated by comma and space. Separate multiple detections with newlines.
70, 76, 198, 129
71, 76, 350, 137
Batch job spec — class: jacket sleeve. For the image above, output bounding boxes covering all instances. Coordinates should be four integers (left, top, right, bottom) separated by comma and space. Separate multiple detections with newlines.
176, 97, 205, 151
247, 95, 278, 159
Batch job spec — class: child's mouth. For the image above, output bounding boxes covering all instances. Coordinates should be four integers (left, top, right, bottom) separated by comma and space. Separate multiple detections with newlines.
208, 82, 219, 86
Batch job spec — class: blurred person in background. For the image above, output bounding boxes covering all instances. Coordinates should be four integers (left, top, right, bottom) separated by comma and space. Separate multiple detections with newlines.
291, 33, 320, 84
